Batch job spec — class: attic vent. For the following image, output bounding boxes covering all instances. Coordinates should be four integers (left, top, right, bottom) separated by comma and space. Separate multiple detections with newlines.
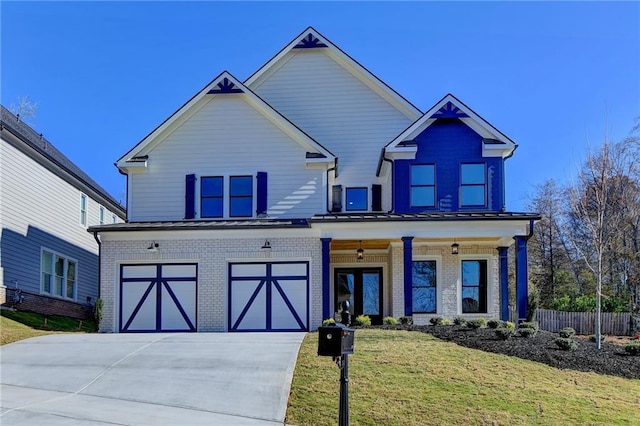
207, 78, 244, 94
431, 102, 468, 119
294, 33, 328, 49
305, 152, 327, 159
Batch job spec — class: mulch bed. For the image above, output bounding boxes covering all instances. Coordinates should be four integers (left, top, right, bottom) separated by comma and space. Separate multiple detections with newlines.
374, 324, 640, 380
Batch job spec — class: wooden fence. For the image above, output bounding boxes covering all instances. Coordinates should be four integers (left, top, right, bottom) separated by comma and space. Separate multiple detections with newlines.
511, 308, 632, 335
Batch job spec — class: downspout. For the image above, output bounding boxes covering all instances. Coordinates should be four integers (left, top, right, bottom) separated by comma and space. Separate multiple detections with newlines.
93, 231, 101, 299
377, 148, 394, 213
325, 159, 338, 214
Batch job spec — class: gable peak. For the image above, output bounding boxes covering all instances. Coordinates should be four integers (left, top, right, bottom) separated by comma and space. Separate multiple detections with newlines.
207, 73, 244, 94
294, 29, 328, 49
430, 101, 468, 119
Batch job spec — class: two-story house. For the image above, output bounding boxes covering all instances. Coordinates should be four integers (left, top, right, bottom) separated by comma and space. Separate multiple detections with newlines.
90, 27, 539, 333
1, 106, 126, 319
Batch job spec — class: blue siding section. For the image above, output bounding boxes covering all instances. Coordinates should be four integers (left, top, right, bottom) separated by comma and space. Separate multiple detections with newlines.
1, 226, 98, 304
394, 119, 504, 213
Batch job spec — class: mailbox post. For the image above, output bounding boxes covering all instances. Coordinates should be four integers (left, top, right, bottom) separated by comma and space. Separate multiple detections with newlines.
318, 323, 355, 426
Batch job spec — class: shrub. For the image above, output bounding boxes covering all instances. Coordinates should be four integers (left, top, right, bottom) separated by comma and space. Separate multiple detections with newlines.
399, 316, 413, 325
429, 317, 444, 326
487, 319, 503, 329
383, 316, 398, 325
518, 321, 539, 331
467, 318, 486, 329
453, 316, 466, 326
589, 334, 606, 343
554, 337, 578, 351
518, 327, 537, 338
559, 327, 576, 338
623, 341, 640, 356
354, 315, 371, 326
527, 290, 539, 322
495, 327, 515, 340
94, 298, 104, 331
441, 319, 452, 326
504, 321, 515, 329
322, 318, 336, 326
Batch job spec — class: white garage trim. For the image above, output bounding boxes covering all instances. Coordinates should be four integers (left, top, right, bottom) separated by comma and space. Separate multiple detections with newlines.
120, 263, 197, 332
228, 261, 309, 332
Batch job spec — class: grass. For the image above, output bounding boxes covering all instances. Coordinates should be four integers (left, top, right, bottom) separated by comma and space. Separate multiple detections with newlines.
286, 329, 640, 426
1, 309, 96, 345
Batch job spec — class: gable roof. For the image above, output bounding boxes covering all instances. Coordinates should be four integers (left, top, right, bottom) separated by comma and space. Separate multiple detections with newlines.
385, 93, 517, 156
0, 105, 126, 217
244, 26, 422, 121
116, 71, 335, 171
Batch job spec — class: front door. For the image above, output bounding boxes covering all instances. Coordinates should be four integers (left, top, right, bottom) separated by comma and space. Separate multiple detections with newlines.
334, 268, 383, 325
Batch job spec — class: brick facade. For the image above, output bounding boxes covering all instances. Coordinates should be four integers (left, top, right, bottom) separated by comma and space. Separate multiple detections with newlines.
2, 287, 94, 320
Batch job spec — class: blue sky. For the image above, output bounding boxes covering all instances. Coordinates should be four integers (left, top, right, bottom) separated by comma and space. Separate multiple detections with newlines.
2, 1, 638, 211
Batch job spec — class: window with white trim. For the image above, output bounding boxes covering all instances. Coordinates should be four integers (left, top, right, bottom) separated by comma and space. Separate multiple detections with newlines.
412, 260, 437, 313
80, 194, 87, 226
461, 259, 487, 313
460, 163, 486, 207
346, 187, 367, 211
41, 249, 77, 300
99, 207, 105, 224
410, 164, 436, 207
229, 175, 253, 217
112, 214, 117, 224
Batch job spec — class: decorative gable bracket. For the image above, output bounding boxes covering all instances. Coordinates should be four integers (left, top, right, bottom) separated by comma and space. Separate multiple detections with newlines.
207, 78, 244, 94
294, 33, 328, 49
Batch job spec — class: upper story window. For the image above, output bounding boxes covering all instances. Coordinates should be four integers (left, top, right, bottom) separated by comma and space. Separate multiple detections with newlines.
412, 260, 437, 313
112, 214, 117, 224
460, 163, 486, 207
99, 207, 105, 224
79, 194, 87, 226
462, 259, 487, 313
41, 249, 77, 300
201, 176, 224, 218
346, 187, 367, 211
410, 164, 435, 208
229, 175, 253, 217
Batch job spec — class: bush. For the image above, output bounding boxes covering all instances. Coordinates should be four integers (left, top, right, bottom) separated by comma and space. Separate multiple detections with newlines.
623, 341, 640, 356
322, 318, 335, 326
453, 316, 466, 326
495, 327, 516, 340
504, 321, 515, 329
429, 317, 444, 326
354, 315, 371, 326
550, 294, 628, 313
518, 321, 539, 331
487, 319, 503, 329
399, 316, 413, 325
441, 319, 452, 326
589, 334, 606, 342
94, 298, 104, 331
382, 316, 398, 325
518, 327, 537, 338
554, 337, 577, 351
559, 327, 576, 338
467, 318, 486, 329
527, 290, 539, 322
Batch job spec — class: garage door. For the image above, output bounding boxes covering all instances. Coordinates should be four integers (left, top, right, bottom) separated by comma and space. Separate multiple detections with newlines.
120, 264, 197, 332
229, 261, 308, 332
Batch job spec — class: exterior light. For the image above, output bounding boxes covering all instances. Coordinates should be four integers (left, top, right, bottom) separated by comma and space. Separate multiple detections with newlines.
451, 241, 459, 255
261, 240, 272, 250
147, 241, 159, 252
356, 240, 364, 261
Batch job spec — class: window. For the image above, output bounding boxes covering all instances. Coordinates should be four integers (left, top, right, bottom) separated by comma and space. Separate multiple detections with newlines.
112, 214, 117, 224
41, 249, 77, 300
229, 175, 253, 217
201, 176, 224, 218
99, 207, 105, 224
460, 163, 486, 206
410, 164, 435, 207
80, 194, 87, 226
346, 187, 367, 211
412, 261, 436, 313
462, 260, 487, 313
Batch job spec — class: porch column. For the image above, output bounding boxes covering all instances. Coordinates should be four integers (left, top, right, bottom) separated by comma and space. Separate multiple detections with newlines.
515, 236, 529, 323
402, 236, 414, 316
321, 238, 331, 320
498, 246, 509, 321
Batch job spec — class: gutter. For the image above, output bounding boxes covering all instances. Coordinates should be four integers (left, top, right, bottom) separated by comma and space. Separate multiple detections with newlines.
93, 231, 102, 299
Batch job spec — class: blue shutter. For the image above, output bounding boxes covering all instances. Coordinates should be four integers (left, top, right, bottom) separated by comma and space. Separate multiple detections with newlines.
257, 172, 268, 216
331, 185, 342, 212
185, 174, 196, 219
371, 184, 382, 211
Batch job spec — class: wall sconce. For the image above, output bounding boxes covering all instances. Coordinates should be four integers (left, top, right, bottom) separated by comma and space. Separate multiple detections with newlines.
147, 241, 159, 252
451, 241, 459, 255
261, 240, 272, 250
356, 240, 364, 261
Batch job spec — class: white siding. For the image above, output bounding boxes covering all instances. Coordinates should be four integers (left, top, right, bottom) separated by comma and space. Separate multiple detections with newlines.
251, 50, 414, 190
129, 95, 325, 221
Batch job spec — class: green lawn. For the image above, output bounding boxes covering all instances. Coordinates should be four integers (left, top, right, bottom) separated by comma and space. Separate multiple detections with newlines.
286, 329, 640, 426
1, 310, 96, 345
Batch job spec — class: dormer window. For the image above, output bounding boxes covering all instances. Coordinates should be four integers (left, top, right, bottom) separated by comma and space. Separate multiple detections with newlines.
410, 164, 435, 208
229, 175, 253, 217
460, 163, 486, 207
346, 187, 367, 211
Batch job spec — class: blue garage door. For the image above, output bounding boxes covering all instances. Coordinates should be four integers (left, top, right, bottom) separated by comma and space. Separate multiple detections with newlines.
229, 261, 309, 332
120, 264, 197, 332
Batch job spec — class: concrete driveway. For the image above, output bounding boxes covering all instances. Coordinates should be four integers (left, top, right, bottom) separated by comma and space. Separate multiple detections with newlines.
0, 332, 305, 425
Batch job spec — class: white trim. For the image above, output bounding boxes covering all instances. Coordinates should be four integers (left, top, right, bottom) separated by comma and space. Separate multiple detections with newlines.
456, 254, 494, 316
40, 247, 78, 301
79, 193, 87, 228
411, 255, 443, 315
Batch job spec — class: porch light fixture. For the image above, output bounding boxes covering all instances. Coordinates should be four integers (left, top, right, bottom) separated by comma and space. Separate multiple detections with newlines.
261, 240, 272, 250
147, 241, 159, 252
356, 240, 364, 261
451, 241, 459, 255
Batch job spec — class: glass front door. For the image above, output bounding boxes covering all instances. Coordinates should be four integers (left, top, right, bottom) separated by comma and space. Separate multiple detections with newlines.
334, 268, 383, 325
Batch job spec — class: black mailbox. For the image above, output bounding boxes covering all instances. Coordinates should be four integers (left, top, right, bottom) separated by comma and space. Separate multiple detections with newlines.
318, 323, 355, 357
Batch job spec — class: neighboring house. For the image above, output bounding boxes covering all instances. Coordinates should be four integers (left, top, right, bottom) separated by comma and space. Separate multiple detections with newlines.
0, 106, 126, 319
90, 27, 539, 333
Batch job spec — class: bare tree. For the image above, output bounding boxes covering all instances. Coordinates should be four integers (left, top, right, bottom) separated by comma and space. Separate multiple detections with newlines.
9, 96, 38, 123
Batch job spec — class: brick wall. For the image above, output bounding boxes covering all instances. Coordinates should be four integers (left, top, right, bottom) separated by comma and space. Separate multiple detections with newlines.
2, 287, 94, 320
